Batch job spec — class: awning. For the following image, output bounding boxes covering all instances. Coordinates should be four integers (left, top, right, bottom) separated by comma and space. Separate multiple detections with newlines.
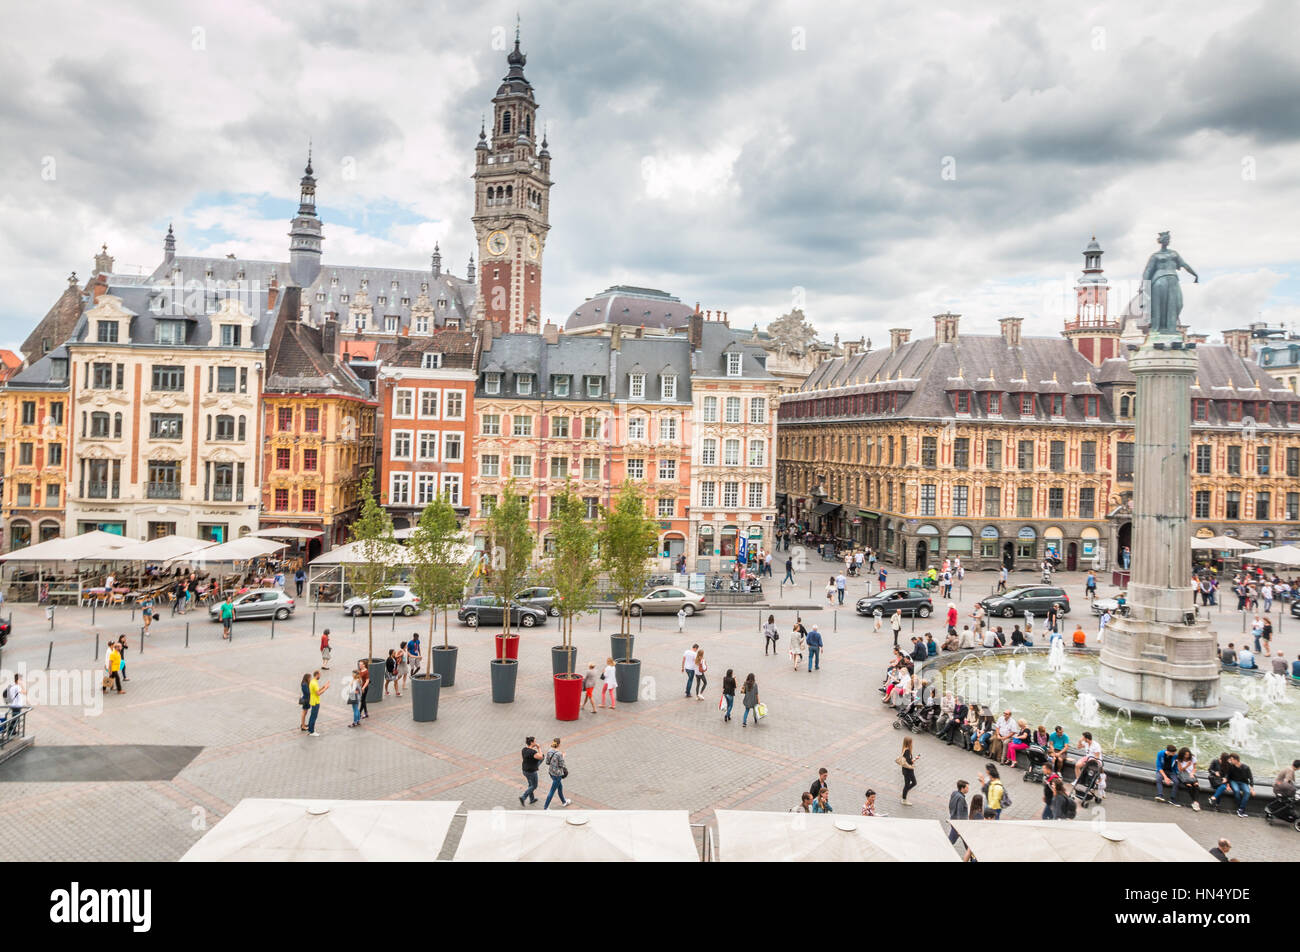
251, 527, 324, 540
165, 537, 288, 565
951, 820, 1215, 863
99, 534, 216, 563
716, 812, 958, 862
0, 530, 135, 562
812, 502, 841, 517
857, 510, 880, 519
453, 810, 699, 862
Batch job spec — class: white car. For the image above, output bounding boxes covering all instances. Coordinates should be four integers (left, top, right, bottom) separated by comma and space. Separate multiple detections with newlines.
342, 585, 422, 617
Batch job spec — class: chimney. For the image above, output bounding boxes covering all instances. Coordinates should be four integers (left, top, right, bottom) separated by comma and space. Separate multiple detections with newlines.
93, 272, 109, 302
999, 316, 1023, 348
610, 324, 621, 350
1222, 328, 1252, 359
321, 318, 339, 357
1186, 332, 1208, 344
933, 312, 960, 344
722, 311, 729, 327
542, 320, 559, 345
689, 312, 704, 350
889, 328, 911, 353
267, 272, 280, 314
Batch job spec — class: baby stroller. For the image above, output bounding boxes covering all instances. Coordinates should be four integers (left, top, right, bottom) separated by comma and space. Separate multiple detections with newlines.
1263, 790, 1300, 832
1074, 758, 1105, 809
893, 698, 927, 733
1022, 745, 1049, 784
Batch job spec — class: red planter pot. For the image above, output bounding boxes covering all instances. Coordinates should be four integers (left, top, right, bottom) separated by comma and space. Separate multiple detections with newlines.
495, 633, 519, 660
553, 674, 582, 721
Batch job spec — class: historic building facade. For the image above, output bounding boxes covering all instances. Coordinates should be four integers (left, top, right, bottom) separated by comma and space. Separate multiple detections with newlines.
0, 346, 72, 549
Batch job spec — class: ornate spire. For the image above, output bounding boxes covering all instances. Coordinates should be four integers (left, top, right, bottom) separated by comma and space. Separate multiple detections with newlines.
431, 242, 442, 277
164, 222, 176, 259
467, 251, 475, 282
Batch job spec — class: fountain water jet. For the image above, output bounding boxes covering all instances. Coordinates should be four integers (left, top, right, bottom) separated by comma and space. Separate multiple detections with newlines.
1076, 693, 1101, 727
1047, 639, 1065, 673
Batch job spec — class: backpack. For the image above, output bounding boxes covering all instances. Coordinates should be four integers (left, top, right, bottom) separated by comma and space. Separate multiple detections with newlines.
1060, 796, 1077, 819
992, 780, 1011, 808
544, 749, 569, 779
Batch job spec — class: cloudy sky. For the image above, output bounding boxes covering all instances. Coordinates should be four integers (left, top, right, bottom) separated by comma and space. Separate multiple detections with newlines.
2, 0, 1298, 352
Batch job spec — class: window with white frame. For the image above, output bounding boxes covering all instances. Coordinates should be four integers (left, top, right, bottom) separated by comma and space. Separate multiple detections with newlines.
480, 494, 496, 516
748, 439, 765, 467
747, 482, 764, 508
582, 457, 601, 480
484, 372, 501, 394
628, 416, 646, 440
480, 454, 499, 477
722, 481, 740, 507
585, 376, 603, 398
629, 373, 645, 399
481, 413, 500, 435
659, 416, 678, 441
444, 391, 464, 419
702, 396, 718, 422
418, 432, 438, 460
443, 433, 463, 462
701, 438, 717, 466
551, 416, 569, 438
726, 352, 742, 376
583, 417, 602, 439
392, 430, 412, 459
512, 455, 532, 478
441, 474, 461, 506
552, 375, 570, 397
550, 456, 568, 479
749, 397, 767, 424
723, 438, 740, 466
394, 389, 414, 417
517, 374, 534, 396
389, 473, 411, 504
512, 415, 533, 437
627, 458, 645, 479
415, 473, 437, 504
724, 397, 741, 423
420, 390, 439, 418
421, 353, 442, 369
661, 374, 677, 400
657, 497, 675, 517
658, 459, 677, 480
700, 481, 716, 507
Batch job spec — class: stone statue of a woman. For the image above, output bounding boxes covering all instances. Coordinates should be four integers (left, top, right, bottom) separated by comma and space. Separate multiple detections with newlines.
1142, 231, 1198, 336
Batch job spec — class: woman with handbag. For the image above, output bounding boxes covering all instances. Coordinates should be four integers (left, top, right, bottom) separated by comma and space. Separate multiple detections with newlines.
346, 669, 363, 727
356, 663, 370, 720
543, 738, 572, 809
694, 649, 708, 699
601, 657, 618, 709
721, 669, 736, 722
788, 625, 805, 670
741, 673, 761, 727
899, 735, 919, 805
299, 673, 312, 731
763, 615, 779, 655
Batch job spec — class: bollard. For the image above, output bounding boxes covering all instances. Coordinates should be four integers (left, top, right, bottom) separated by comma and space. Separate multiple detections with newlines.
719, 609, 723, 631
834, 610, 838, 632
598, 608, 602, 631
91, 601, 95, 627
312, 613, 316, 637
139, 627, 144, 654
639, 611, 643, 633
94, 633, 100, 662
912, 614, 916, 632
391, 612, 396, 631
352, 613, 357, 634
46, 641, 53, 670
808, 580, 812, 597
132, 607, 136, 622
271, 617, 276, 639
185, 623, 190, 648
48, 605, 55, 630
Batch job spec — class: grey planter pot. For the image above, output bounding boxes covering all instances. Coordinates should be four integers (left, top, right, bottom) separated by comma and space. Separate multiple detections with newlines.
364, 659, 385, 702
611, 634, 634, 662
489, 658, 518, 703
431, 645, 458, 687
615, 659, 641, 703
551, 645, 577, 677
411, 673, 441, 722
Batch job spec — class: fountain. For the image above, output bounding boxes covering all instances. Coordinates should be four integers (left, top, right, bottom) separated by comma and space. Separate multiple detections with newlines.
1227, 712, 1254, 748
1004, 659, 1026, 691
1264, 673, 1288, 705
1047, 639, 1065, 673
1075, 693, 1101, 727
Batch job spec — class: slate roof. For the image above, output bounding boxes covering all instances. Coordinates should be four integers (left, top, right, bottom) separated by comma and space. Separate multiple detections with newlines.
4, 345, 70, 389
266, 323, 370, 399
611, 336, 693, 403
565, 286, 695, 332
378, 330, 479, 370
694, 321, 777, 380
21, 279, 86, 363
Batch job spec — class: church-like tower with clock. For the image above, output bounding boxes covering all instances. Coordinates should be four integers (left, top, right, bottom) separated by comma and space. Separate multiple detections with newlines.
472, 26, 552, 333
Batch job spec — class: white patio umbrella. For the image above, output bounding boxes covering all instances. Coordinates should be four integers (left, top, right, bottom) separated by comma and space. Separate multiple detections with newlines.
310, 540, 410, 566
1192, 536, 1257, 551
0, 530, 134, 562
181, 799, 461, 862
715, 811, 959, 862
453, 810, 699, 862
104, 534, 216, 563
1240, 545, 1300, 568
250, 527, 324, 540
951, 820, 1215, 862
165, 537, 288, 565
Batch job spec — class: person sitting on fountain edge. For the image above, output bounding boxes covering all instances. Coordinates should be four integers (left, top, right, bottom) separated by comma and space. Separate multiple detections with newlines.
1209, 753, 1254, 818
1011, 625, 1032, 647
1219, 642, 1237, 665
1071, 623, 1087, 647
1236, 644, 1257, 670
1155, 744, 1180, 804
1074, 731, 1102, 780
1048, 725, 1071, 774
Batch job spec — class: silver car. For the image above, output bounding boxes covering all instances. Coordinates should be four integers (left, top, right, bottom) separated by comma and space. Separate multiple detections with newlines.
514, 586, 561, 617
342, 585, 422, 617
626, 587, 706, 616
210, 588, 296, 622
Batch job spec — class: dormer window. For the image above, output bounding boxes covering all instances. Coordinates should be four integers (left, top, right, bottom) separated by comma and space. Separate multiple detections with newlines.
1050, 394, 1065, 416
485, 372, 501, 394
585, 376, 603, 398
726, 352, 742, 376
955, 391, 970, 413
1084, 396, 1099, 418
1020, 394, 1035, 415
97, 321, 119, 343
987, 393, 1001, 414
661, 374, 677, 400
1193, 398, 1209, 421
220, 325, 241, 347
552, 375, 570, 397
421, 353, 442, 369
385, 315, 398, 332
517, 373, 534, 396
50, 358, 68, 384
155, 320, 186, 346
629, 373, 645, 399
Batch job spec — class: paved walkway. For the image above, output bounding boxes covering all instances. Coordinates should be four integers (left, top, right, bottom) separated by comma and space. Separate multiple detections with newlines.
0, 563, 1294, 860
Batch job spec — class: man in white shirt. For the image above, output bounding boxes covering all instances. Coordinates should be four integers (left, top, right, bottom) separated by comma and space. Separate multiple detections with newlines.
989, 709, 1016, 761
1236, 645, 1257, 670
682, 643, 699, 696
1074, 731, 1103, 779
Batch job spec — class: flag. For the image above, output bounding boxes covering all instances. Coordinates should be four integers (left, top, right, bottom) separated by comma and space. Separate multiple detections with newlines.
738, 536, 748, 562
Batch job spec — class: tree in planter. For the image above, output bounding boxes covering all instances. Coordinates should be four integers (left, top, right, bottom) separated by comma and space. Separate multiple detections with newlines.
484, 479, 535, 648
348, 469, 397, 673
599, 481, 660, 636
546, 484, 600, 673
407, 492, 468, 653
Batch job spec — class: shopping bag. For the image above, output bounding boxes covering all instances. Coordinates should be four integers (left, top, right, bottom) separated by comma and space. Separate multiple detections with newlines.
755, 702, 768, 720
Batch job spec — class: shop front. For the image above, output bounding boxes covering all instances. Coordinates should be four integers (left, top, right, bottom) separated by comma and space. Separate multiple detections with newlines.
945, 525, 973, 563
1015, 526, 1037, 565
979, 526, 1000, 567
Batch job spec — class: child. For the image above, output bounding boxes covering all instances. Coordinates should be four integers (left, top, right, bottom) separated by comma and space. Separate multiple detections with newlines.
582, 662, 598, 713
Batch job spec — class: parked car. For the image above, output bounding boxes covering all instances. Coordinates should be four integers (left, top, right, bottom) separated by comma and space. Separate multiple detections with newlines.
514, 586, 561, 617
342, 585, 421, 617
456, 595, 547, 628
855, 588, 934, 618
1291, 600, 1300, 620
1090, 593, 1130, 617
978, 586, 1070, 618
626, 587, 706, 617
210, 588, 295, 622
0, 616, 9, 646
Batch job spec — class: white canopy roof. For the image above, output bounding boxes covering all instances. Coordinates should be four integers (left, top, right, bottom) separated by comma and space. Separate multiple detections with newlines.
0, 529, 135, 562
105, 534, 216, 562
310, 540, 410, 566
1241, 545, 1300, 567
951, 820, 1215, 862
1192, 535, 1257, 551
251, 527, 324, 540
166, 537, 288, 565
453, 810, 699, 862
180, 798, 462, 862
715, 811, 959, 862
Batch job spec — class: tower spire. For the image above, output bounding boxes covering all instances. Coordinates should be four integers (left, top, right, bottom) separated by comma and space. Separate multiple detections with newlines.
431, 242, 442, 277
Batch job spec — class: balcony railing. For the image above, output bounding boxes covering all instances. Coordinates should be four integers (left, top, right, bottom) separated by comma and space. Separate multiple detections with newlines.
147, 482, 181, 499
87, 481, 109, 499
211, 486, 233, 501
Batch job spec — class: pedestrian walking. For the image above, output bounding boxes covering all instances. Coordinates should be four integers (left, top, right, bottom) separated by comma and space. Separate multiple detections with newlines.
396, 642, 410, 692
806, 625, 823, 671
947, 779, 969, 842
788, 624, 805, 669
878, 566, 888, 592
219, 595, 234, 639
307, 670, 328, 736
298, 673, 311, 731
825, 576, 835, 605
694, 648, 708, 698
835, 572, 846, 605
741, 673, 761, 727
542, 738, 571, 809
721, 668, 736, 722
346, 668, 363, 727
1085, 571, 1097, 601
384, 648, 401, 697
407, 632, 421, 676
872, 608, 883, 633
171, 578, 185, 616
141, 595, 154, 633
763, 614, 779, 655
899, 736, 919, 804
116, 634, 130, 681
320, 628, 332, 669
979, 763, 1006, 819
582, 662, 598, 713
104, 641, 124, 694
783, 557, 794, 585
677, 605, 687, 633
519, 736, 543, 805
890, 609, 903, 648
356, 663, 370, 720
682, 643, 698, 696
295, 566, 306, 598
601, 657, 618, 708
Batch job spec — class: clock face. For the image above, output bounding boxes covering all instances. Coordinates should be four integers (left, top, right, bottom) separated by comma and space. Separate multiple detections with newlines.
527, 234, 540, 260
487, 231, 509, 256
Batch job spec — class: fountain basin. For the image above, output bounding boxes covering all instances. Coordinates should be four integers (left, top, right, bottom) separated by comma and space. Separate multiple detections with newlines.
1075, 676, 1246, 723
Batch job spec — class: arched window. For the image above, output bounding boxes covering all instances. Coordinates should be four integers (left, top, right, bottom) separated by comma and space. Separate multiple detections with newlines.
9, 520, 31, 550
113, 412, 122, 439
238, 415, 246, 441
1119, 395, 1130, 417
524, 115, 531, 136
502, 110, 512, 134
505, 185, 513, 198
